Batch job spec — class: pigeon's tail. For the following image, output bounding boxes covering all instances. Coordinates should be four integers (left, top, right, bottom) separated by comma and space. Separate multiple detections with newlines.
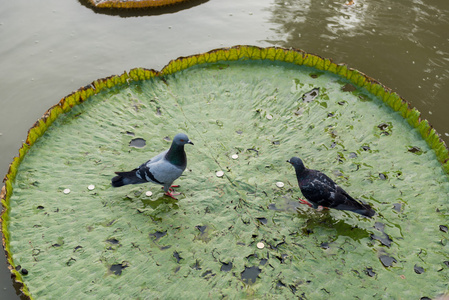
111, 170, 145, 187
334, 201, 376, 218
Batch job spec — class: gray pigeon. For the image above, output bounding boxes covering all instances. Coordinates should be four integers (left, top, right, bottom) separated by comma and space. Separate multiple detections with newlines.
112, 133, 193, 198
288, 157, 375, 218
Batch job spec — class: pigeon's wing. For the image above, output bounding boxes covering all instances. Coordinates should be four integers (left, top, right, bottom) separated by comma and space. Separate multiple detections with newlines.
142, 150, 168, 167
136, 158, 184, 186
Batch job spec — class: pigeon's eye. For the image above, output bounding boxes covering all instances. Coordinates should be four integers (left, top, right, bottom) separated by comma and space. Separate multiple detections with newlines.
180, 139, 185, 142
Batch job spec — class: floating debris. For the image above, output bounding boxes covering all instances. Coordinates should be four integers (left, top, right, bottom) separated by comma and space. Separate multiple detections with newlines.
257, 242, 265, 249
145, 191, 153, 197
63, 188, 71, 194
87, 184, 95, 191
266, 114, 273, 120
440, 225, 448, 233
276, 182, 284, 188
216, 171, 224, 177
231, 154, 239, 159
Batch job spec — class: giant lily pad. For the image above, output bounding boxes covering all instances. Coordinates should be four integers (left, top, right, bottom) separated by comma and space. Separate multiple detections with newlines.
2, 46, 449, 299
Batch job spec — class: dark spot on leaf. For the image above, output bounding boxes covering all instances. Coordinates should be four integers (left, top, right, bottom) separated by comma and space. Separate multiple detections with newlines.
408, 146, 423, 154
236, 130, 243, 135
156, 107, 162, 115
220, 262, 233, 272
268, 203, 280, 211
272, 141, 280, 145
277, 280, 286, 288
338, 101, 346, 105
74, 246, 83, 252
256, 217, 267, 225
327, 113, 334, 117
377, 123, 389, 130
241, 266, 261, 284
349, 152, 357, 159
149, 230, 167, 242
15, 265, 21, 271
362, 145, 370, 151
420, 297, 431, 300
309, 74, 318, 78
173, 251, 182, 263
191, 260, 201, 270
289, 284, 297, 294
371, 222, 392, 247
66, 257, 76, 266
106, 238, 120, 244
21, 269, 28, 275
444, 261, 449, 267
439, 225, 448, 233
341, 83, 357, 92
393, 203, 402, 212
201, 270, 214, 278
163, 136, 171, 142
125, 131, 135, 136
301, 88, 320, 102
379, 255, 396, 267
379, 173, 387, 180
196, 225, 207, 233
365, 267, 376, 277
259, 258, 268, 266
320, 242, 330, 250
129, 138, 146, 148
414, 264, 424, 274
36, 206, 44, 210
110, 262, 128, 276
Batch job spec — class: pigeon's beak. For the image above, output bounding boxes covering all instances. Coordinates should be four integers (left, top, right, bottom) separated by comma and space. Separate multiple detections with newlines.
188, 140, 194, 145
286, 159, 291, 164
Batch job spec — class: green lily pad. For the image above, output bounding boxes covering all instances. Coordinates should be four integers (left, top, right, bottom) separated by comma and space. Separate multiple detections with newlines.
2, 46, 449, 299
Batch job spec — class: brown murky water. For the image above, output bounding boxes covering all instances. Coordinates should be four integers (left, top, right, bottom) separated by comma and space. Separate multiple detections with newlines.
0, 0, 448, 298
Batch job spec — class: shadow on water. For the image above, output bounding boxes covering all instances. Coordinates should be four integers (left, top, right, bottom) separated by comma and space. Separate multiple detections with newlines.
78, 0, 210, 17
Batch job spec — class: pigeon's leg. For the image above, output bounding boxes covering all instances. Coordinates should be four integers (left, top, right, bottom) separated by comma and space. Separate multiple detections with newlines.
317, 206, 329, 211
298, 198, 313, 208
162, 185, 181, 199
164, 191, 180, 199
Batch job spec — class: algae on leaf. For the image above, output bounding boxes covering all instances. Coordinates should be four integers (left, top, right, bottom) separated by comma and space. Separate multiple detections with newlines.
2, 46, 449, 299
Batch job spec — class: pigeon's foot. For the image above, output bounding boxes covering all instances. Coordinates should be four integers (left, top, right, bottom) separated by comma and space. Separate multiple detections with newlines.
299, 198, 313, 208
164, 191, 180, 199
317, 206, 329, 211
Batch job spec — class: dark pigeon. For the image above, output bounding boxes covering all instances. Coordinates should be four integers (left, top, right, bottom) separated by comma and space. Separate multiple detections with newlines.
112, 133, 193, 199
287, 157, 375, 218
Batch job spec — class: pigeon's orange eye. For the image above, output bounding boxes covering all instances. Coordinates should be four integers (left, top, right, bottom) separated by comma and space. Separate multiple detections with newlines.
180, 139, 185, 142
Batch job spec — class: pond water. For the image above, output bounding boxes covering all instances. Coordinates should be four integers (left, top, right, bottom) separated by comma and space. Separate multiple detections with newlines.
0, 0, 448, 298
